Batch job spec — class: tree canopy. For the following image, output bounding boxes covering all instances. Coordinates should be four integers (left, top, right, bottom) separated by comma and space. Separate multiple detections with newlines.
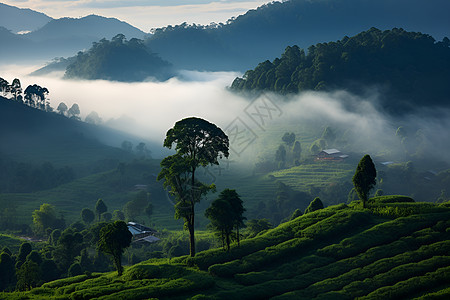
230, 28, 450, 112
97, 221, 132, 276
64, 34, 173, 82
352, 155, 377, 208
205, 189, 245, 250
158, 117, 229, 256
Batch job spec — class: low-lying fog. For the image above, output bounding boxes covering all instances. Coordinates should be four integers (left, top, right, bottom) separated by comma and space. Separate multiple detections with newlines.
2, 65, 450, 166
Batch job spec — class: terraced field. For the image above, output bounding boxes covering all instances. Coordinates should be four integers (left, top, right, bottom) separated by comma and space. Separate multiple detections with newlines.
4, 199, 450, 299
269, 161, 355, 192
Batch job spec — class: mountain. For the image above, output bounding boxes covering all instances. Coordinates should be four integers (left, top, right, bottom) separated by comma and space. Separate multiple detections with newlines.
145, 0, 450, 71
230, 28, 450, 113
0, 13, 147, 62
0, 2, 52, 33
64, 35, 173, 82
3, 199, 450, 299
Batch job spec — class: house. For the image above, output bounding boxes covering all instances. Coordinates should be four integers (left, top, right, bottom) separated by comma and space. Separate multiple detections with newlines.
127, 222, 160, 243
316, 149, 349, 161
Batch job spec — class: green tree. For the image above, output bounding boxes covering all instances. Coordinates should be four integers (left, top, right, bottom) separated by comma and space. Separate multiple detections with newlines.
95, 199, 107, 221
112, 210, 125, 221
245, 219, 273, 237
289, 209, 303, 220
293, 140, 302, 162
352, 154, 377, 208
16, 260, 40, 291
123, 191, 149, 221
158, 117, 229, 257
275, 144, 287, 167
53, 228, 84, 273
17, 242, 32, 267
0, 252, 16, 291
205, 189, 246, 250
97, 221, 132, 276
32, 203, 64, 236
304, 197, 324, 214
282, 132, 296, 147
81, 208, 95, 225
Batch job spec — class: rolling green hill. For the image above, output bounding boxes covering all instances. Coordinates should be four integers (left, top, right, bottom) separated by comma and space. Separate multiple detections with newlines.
3, 199, 449, 299
231, 28, 450, 112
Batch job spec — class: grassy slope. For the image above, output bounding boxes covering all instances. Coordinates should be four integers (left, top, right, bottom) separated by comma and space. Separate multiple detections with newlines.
4, 200, 450, 299
0, 159, 186, 230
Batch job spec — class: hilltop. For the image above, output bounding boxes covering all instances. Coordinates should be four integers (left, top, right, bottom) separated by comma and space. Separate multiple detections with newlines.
230, 28, 450, 113
145, 0, 450, 71
0, 3, 52, 33
2, 199, 450, 299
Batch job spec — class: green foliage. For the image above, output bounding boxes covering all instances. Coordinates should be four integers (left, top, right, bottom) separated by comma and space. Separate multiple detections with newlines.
205, 189, 246, 251
353, 155, 377, 208
65, 35, 173, 82
32, 203, 65, 236
158, 117, 229, 257
231, 28, 450, 110
97, 221, 132, 276
95, 199, 107, 222
80, 208, 95, 225
304, 197, 324, 214
3, 203, 450, 299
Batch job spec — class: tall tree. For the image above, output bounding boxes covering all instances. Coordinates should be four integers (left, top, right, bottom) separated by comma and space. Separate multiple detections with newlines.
81, 208, 95, 225
97, 221, 132, 276
0, 77, 9, 95
157, 117, 229, 257
95, 199, 107, 221
293, 140, 302, 161
205, 189, 245, 250
24, 84, 48, 109
10, 78, 22, 101
352, 154, 377, 208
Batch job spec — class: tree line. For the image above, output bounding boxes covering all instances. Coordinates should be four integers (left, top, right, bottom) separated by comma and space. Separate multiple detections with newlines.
230, 28, 450, 111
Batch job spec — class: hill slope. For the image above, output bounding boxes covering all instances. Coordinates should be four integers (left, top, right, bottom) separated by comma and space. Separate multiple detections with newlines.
4, 200, 450, 299
0, 3, 52, 33
145, 0, 450, 71
0, 14, 146, 61
230, 28, 450, 112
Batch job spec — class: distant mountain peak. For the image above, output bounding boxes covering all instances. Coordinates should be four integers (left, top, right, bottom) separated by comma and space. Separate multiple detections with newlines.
0, 2, 52, 33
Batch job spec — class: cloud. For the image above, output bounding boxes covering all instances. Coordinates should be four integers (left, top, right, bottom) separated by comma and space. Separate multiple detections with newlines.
3, 65, 449, 165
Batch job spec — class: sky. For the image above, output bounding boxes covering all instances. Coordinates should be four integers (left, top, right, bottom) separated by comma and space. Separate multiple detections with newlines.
3, 0, 271, 30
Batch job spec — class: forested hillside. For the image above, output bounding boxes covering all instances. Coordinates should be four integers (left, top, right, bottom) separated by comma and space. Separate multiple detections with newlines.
64, 34, 173, 82
2, 200, 450, 299
145, 0, 450, 71
230, 28, 450, 112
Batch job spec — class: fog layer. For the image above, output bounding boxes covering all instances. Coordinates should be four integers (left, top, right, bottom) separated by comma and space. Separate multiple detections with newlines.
2, 67, 450, 164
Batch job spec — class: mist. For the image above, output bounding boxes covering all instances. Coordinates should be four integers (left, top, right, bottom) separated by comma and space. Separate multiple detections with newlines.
2, 65, 450, 166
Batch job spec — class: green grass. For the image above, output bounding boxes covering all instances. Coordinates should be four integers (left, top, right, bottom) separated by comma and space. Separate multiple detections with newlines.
3, 202, 449, 299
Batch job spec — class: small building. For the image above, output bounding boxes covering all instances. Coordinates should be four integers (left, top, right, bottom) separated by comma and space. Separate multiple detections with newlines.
127, 222, 159, 243
316, 149, 348, 161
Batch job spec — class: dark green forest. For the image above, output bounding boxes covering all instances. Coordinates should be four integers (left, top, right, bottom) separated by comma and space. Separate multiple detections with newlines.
231, 28, 450, 112
64, 34, 173, 82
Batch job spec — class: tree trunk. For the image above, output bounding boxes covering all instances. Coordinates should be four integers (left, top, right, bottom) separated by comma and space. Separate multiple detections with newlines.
188, 218, 195, 257
114, 253, 123, 276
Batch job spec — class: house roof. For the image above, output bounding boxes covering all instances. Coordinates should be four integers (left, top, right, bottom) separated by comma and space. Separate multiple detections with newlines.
321, 149, 341, 155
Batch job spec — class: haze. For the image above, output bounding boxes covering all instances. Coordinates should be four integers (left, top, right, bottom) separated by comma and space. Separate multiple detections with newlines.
2, 0, 271, 30
3, 65, 450, 165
